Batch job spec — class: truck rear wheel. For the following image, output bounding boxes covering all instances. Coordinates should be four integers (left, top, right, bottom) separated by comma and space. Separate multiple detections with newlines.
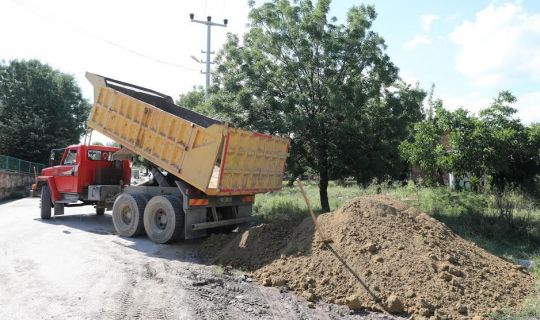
40, 185, 52, 220
112, 193, 149, 237
143, 195, 184, 244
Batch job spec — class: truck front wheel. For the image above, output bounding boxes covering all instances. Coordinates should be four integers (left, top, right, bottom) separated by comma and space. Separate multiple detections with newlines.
40, 185, 52, 220
112, 193, 149, 237
143, 195, 184, 244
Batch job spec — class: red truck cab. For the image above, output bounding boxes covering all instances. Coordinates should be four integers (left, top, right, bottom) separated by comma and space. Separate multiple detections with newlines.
36, 144, 131, 219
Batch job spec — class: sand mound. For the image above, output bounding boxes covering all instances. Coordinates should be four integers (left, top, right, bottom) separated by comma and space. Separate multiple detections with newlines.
200, 195, 535, 319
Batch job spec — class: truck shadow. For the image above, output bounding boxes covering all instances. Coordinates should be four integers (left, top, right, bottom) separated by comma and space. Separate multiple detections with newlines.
34, 213, 313, 267
34, 212, 207, 262
36, 213, 117, 236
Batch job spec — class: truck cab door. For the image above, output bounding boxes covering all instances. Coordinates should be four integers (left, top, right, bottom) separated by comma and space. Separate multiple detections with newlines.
55, 148, 79, 193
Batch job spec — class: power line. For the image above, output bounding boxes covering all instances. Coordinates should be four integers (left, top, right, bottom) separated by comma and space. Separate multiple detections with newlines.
9, 0, 199, 72
91, 37, 198, 71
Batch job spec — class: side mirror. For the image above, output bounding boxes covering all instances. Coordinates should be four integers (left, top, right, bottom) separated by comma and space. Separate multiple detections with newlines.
49, 152, 58, 167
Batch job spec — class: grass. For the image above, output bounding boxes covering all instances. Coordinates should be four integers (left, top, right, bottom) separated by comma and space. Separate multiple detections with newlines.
253, 180, 363, 221
254, 180, 540, 258
253, 180, 540, 318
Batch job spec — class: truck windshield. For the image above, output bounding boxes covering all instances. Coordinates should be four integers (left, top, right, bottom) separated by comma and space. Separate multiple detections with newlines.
88, 149, 111, 161
63, 150, 78, 165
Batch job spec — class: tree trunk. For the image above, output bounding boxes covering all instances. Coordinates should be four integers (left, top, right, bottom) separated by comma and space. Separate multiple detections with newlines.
317, 139, 331, 213
287, 175, 295, 187
319, 171, 330, 213
318, 152, 330, 212
436, 168, 445, 185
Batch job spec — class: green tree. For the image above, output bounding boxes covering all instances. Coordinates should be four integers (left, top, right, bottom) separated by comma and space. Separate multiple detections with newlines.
399, 113, 446, 185
176, 85, 215, 117
0, 60, 89, 163
530, 123, 540, 158
401, 91, 540, 192
207, 0, 424, 211
477, 92, 540, 190
437, 108, 487, 182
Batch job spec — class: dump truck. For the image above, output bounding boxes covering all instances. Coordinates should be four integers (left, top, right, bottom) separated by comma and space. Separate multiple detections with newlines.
36, 73, 290, 243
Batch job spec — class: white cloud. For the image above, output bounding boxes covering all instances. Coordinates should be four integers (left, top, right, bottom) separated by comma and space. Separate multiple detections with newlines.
420, 14, 439, 31
399, 70, 419, 85
439, 92, 490, 114
404, 35, 431, 50
404, 13, 439, 51
450, 3, 540, 86
438, 91, 540, 124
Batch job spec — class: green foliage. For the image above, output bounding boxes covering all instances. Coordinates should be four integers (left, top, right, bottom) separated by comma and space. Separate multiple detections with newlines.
208, 0, 425, 211
132, 155, 154, 170
176, 85, 217, 117
0, 60, 89, 163
399, 117, 446, 185
401, 91, 540, 192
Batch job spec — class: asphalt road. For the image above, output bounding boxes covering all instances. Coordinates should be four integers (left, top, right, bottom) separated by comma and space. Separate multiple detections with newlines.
0, 197, 398, 320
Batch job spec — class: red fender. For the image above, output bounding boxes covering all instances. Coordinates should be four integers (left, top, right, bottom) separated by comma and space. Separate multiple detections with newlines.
37, 176, 61, 202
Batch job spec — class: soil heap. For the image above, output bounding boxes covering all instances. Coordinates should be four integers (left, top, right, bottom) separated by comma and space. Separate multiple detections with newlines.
199, 195, 535, 319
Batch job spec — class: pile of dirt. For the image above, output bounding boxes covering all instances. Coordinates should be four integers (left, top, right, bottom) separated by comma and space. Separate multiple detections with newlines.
199, 195, 535, 319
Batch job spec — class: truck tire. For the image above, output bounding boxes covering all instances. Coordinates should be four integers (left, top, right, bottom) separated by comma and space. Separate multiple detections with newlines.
96, 207, 105, 216
40, 185, 52, 220
112, 193, 148, 237
143, 195, 184, 244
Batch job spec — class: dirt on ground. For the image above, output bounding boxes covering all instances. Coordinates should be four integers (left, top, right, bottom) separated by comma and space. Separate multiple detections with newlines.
1, 197, 400, 320
199, 195, 536, 319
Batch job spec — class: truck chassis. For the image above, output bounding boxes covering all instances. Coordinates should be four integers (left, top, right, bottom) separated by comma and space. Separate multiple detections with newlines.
40, 169, 255, 243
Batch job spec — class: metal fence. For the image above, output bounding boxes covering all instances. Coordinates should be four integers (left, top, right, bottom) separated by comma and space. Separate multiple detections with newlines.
0, 155, 46, 175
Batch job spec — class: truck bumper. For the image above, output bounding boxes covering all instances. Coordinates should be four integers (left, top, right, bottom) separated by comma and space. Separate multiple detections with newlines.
191, 216, 256, 231
184, 204, 253, 240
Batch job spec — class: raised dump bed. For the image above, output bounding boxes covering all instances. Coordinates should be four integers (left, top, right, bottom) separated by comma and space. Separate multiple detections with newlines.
86, 73, 289, 196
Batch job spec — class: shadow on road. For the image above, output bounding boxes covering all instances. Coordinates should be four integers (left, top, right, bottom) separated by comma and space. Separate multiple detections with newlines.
36, 213, 116, 235
35, 212, 205, 262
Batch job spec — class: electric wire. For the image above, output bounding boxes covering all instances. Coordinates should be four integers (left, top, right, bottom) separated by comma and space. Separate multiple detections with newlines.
9, 0, 199, 72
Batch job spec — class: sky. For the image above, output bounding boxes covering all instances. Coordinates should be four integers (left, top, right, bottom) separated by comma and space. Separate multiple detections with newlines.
1, 0, 539, 143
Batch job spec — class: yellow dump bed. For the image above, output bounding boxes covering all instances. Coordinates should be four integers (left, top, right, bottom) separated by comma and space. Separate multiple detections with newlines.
86, 73, 289, 196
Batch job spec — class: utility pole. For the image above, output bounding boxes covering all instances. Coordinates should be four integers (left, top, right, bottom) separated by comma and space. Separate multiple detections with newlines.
190, 13, 228, 100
